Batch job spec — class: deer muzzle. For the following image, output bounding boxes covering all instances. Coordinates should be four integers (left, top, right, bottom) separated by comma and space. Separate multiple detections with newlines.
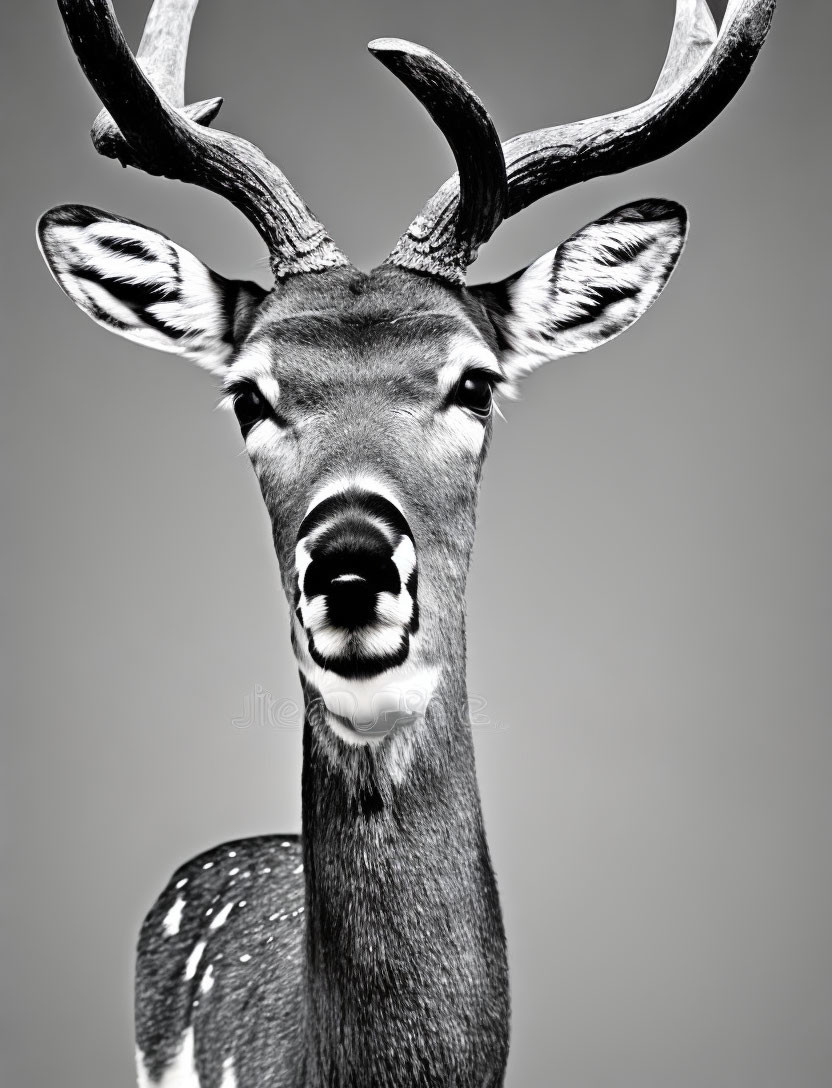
294, 486, 419, 681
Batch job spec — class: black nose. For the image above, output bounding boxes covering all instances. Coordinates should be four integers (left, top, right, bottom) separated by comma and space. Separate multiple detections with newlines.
295, 487, 419, 677
326, 576, 375, 629
304, 518, 401, 630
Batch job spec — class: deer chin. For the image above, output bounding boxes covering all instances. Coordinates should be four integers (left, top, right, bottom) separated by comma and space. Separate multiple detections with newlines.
293, 618, 439, 744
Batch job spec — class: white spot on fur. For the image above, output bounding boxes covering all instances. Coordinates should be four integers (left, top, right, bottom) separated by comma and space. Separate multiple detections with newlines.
219, 1056, 238, 1088
239, 953, 252, 963
200, 965, 214, 994
391, 535, 416, 580
294, 536, 314, 592
210, 903, 234, 930
184, 941, 206, 980
163, 897, 186, 937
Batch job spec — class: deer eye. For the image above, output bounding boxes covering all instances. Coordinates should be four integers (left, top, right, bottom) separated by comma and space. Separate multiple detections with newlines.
454, 371, 494, 417
230, 382, 272, 438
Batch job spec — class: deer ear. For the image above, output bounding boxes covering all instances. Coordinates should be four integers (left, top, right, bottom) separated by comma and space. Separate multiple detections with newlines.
472, 199, 688, 385
37, 205, 267, 374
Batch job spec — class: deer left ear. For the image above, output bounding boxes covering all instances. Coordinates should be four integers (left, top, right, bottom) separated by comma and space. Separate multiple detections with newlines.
37, 204, 268, 374
472, 199, 688, 385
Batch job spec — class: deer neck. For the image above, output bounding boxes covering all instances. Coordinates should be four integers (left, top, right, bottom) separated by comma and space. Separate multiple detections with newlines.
299, 648, 510, 1087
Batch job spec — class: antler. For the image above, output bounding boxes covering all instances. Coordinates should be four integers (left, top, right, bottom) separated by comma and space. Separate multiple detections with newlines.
90, 0, 222, 155
381, 0, 775, 285
57, 0, 350, 278
368, 39, 507, 282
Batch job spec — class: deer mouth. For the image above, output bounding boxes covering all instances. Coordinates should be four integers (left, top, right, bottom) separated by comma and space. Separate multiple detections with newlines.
293, 486, 419, 681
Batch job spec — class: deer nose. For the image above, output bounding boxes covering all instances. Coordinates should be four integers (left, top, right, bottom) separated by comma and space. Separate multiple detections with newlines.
303, 519, 401, 630
294, 486, 419, 677
327, 574, 372, 630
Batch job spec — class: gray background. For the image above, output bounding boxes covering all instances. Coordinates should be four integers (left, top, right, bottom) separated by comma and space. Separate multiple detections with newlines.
3, 1, 830, 1086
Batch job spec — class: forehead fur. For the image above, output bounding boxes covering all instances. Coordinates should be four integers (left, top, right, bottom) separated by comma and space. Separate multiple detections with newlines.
244, 265, 497, 356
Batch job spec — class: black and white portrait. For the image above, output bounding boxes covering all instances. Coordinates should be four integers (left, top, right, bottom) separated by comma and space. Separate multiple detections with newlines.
4, 2, 830, 1086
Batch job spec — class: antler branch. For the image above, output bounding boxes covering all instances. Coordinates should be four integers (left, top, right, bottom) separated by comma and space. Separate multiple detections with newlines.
652, 0, 718, 99
92, 0, 221, 157
369, 39, 507, 283
501, 0, 775, 218
384, 0, 775, 282
58, 0, 350, 278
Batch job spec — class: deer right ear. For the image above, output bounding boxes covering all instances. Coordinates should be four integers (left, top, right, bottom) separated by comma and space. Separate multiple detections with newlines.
37, 205, 267, 374
472, 199, 688, 388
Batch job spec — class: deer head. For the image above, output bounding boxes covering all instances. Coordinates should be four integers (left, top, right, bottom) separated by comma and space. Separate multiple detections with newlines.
37, 0, 775, 758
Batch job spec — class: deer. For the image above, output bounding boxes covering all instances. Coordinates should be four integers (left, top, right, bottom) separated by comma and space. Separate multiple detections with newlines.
37, 0, 775, 1085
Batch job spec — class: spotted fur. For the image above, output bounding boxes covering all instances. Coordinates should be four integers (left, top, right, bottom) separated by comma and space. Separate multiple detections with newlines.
136, 683, 509, 1088
136, 837, 306, 1087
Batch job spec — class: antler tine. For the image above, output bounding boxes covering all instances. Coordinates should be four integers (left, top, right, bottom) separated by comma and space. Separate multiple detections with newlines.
92, 0, 222, 158
58, 0, 350, 278
120, 0, 200, 106
369, 39, 507, 285
652, 0, 718, 98
389, 0, 774, 278
501, 0, 776, 218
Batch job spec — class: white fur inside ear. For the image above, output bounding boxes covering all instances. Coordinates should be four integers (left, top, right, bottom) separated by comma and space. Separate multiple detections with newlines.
494, 201, 688, 384
38, 207, 255, 374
